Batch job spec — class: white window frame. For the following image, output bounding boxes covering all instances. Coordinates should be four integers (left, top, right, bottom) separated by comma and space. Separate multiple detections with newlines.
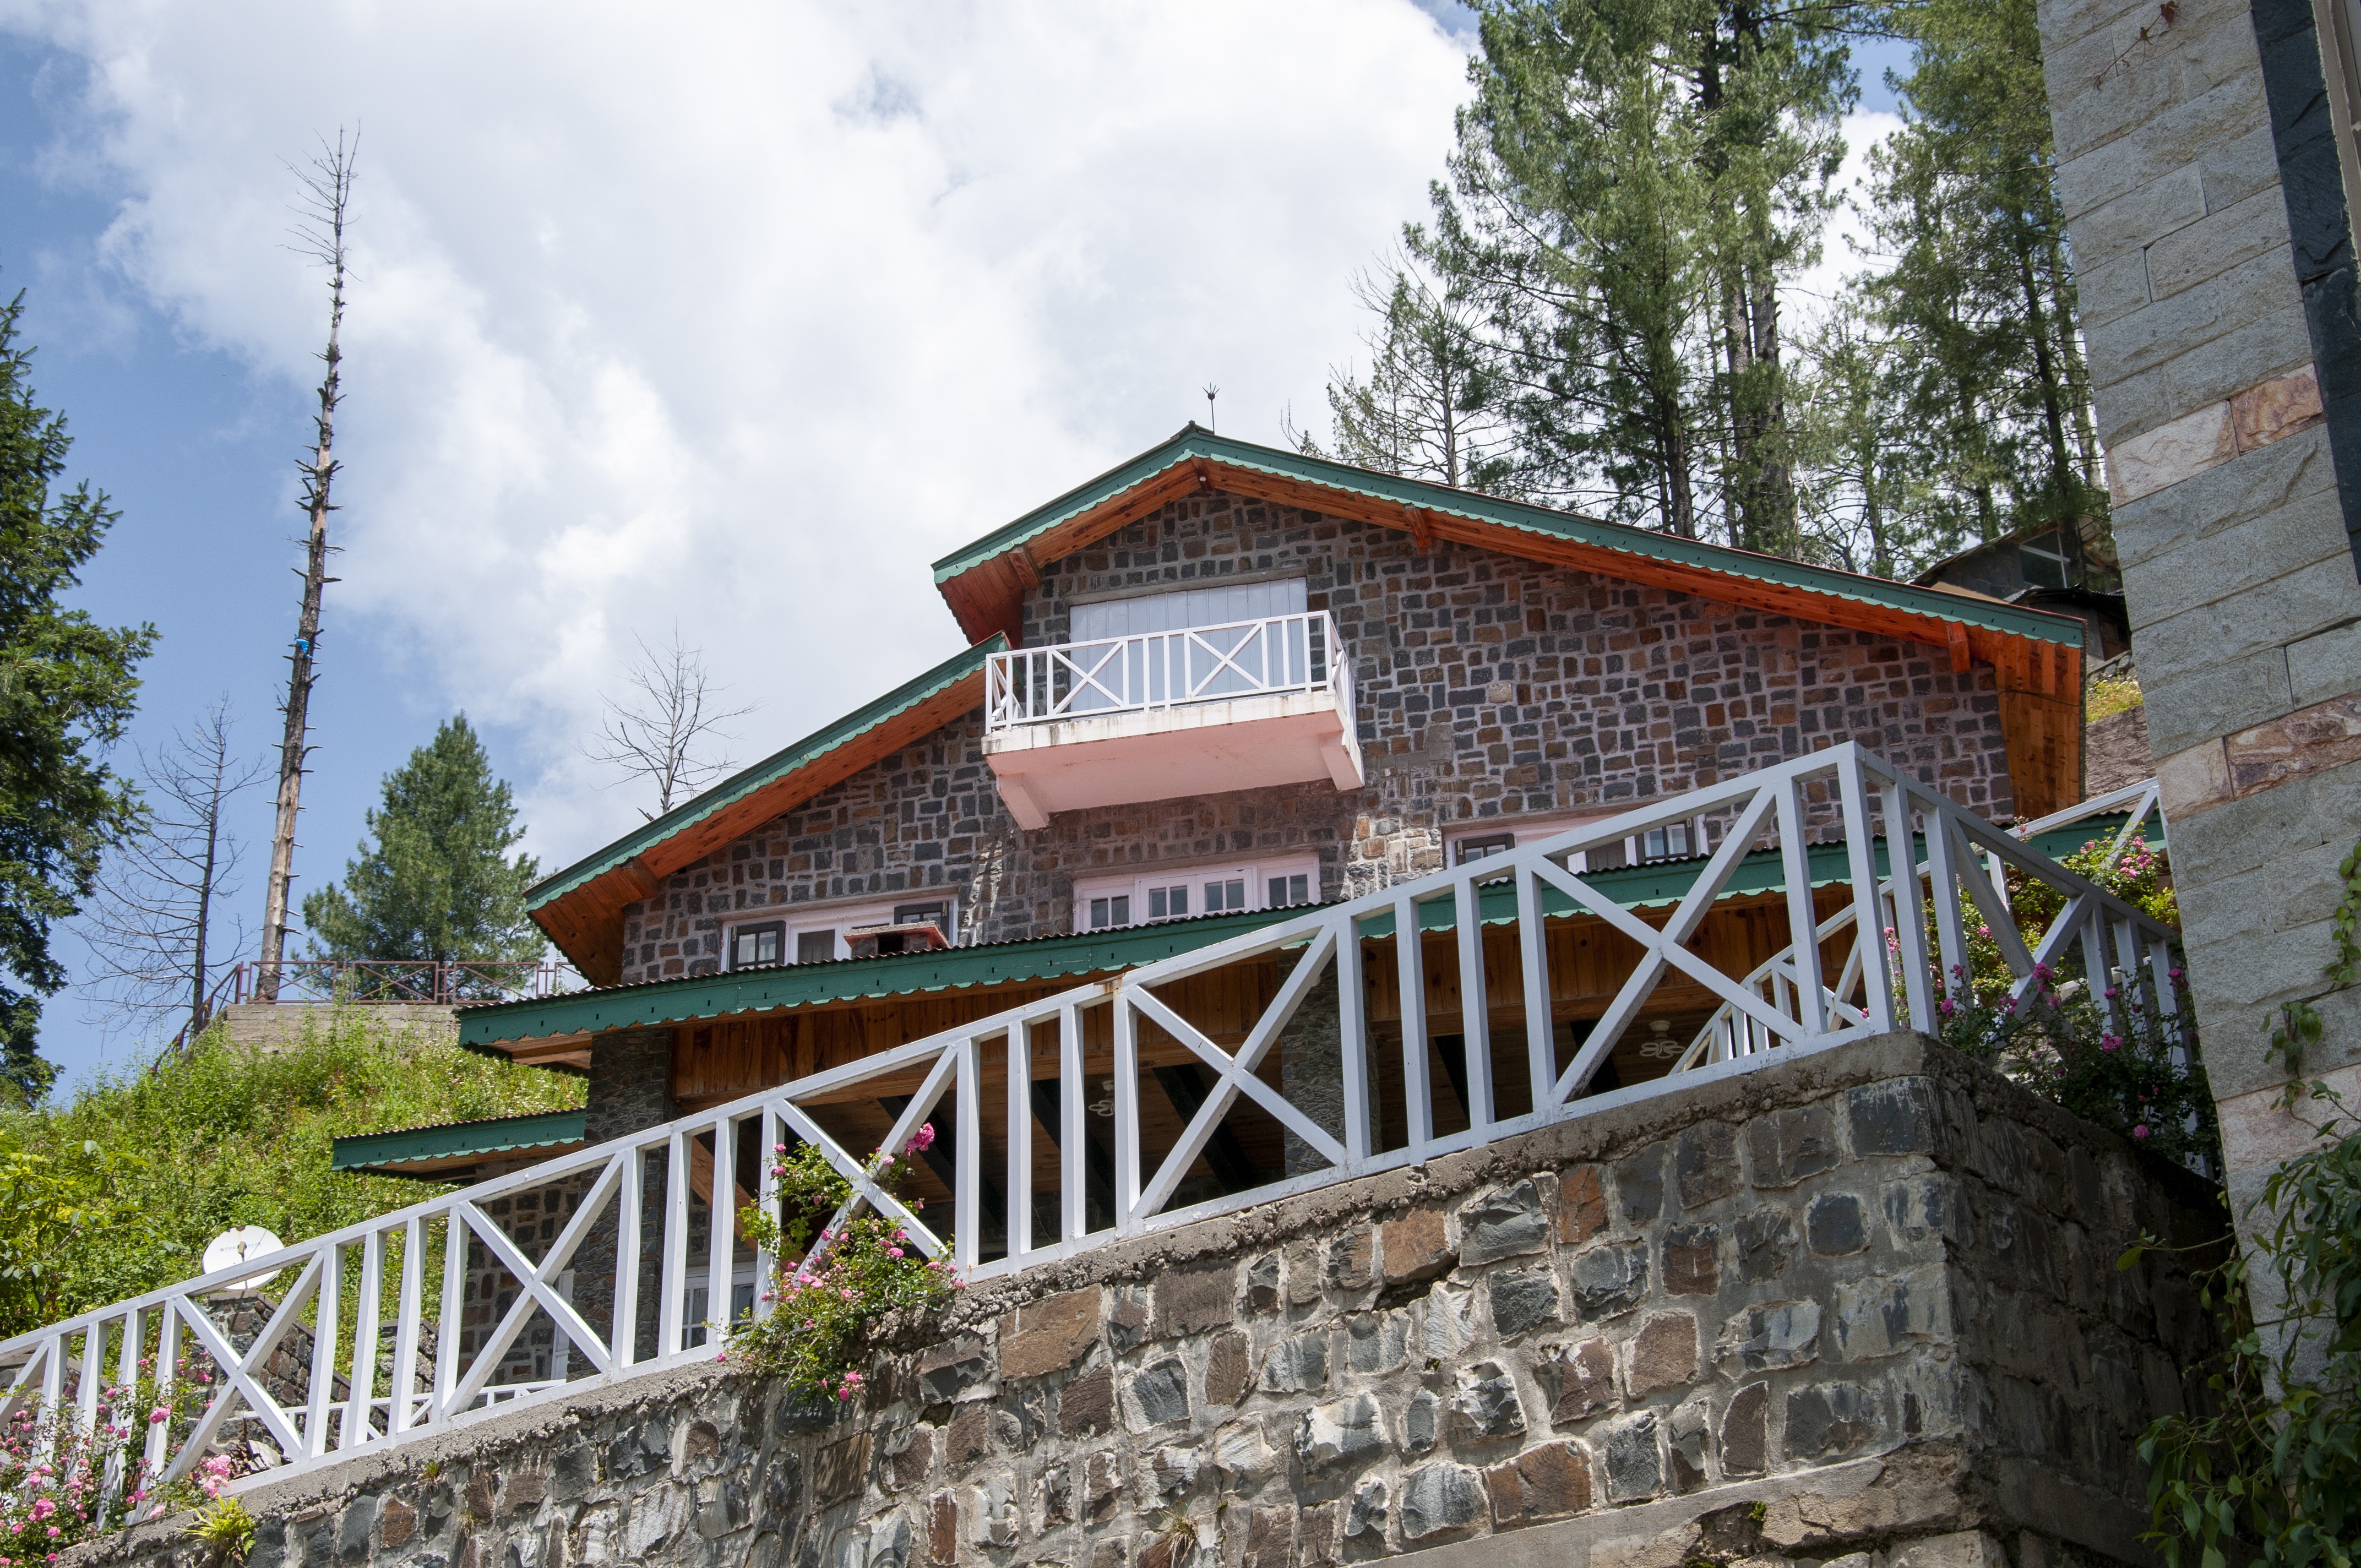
729, 892, 959, 967
1072, 853, 1319, 933
1445, 808, 1712, 873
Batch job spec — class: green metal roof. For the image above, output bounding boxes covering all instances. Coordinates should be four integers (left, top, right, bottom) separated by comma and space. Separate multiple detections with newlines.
529, 635, 1007, 911
931, 426, 2091, 650
333, 1109, 587, 1174
467, 810, 2157, 1048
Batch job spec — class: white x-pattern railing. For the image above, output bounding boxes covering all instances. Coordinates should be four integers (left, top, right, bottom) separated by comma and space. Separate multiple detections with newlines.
984, 611, 1345, 729
0, 744, 2183, 1513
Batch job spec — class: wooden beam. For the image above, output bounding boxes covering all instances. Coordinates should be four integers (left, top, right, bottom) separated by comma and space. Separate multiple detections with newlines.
1406, 506, 1434, 551
1009, 543, 1042, 589
1946, 622, 1972, 675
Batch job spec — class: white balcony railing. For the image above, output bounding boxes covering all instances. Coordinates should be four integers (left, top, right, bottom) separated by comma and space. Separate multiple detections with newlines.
0, 745, 2182, 1514
984, 611, 1347, 731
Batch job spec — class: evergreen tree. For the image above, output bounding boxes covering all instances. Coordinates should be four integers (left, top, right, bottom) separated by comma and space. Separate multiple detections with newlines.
301, 716, 543, 972
1413, 0, 1853, 543
0, 285, 155, 1103
1860, 0, 2104, 557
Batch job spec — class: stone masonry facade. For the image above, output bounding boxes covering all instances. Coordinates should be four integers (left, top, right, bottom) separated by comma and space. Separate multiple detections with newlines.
74, 1032, 2221, 1568
618, 494, 2012, 984
2036, 0, 2361, 1243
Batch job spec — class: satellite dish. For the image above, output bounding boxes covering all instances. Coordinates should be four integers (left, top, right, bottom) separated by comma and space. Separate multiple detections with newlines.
203, 1227, 286, 1295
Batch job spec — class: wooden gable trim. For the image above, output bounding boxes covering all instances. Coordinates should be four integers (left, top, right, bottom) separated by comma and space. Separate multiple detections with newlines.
532, 668, 991, 984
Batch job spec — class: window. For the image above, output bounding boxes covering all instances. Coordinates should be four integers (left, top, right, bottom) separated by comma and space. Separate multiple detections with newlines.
731, 922, 784, 970
1454, 834, 1515, 867
2017, 529, 2075, 591
1063, 579, 1314, 710
1073, 855, 1318, 932
1444, 814, 1608, 875
731, 893, 961, 968
1629, 818, 1710, 863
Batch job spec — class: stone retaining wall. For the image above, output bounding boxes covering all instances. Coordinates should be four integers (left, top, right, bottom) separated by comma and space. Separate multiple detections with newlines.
71, 1031, 2222, 1568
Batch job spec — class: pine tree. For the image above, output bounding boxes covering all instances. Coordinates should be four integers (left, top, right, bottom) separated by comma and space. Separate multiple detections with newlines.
0, 284, 155, 1103
301, 717, 543, 976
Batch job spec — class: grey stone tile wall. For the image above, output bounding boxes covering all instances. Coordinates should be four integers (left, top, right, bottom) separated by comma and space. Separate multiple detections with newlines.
617, 494, 2012, 985
75, 1032, 2222, 1568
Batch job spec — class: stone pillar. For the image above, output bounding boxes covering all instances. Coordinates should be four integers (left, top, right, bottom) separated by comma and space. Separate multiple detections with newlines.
1278, 961, 1346, 1177
2036, 0, 2361, 1295
574, 1027, 677, 1366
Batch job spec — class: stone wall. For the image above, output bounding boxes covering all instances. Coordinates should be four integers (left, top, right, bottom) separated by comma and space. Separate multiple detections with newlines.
74, 1032, 2222, 1568
2035, 0, 2361, 1245
617, 493, 2013, 983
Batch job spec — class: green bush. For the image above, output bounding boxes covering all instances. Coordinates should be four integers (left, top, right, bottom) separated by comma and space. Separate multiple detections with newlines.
0, 1008, 580, 1338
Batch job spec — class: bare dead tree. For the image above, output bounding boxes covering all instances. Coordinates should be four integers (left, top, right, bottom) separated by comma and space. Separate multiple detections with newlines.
583, 631, 756, 818
257, 129, 356, 1004
80, 701, 267, 1050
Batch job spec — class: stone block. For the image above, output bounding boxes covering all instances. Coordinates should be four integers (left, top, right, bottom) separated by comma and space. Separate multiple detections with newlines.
1247, 1252, 1281, 1313
1350, 1308, 1412, 1376
1717, 1300, 1822, 1373
1457, 1179, 1548, 1264
1217, 1420, 1277, 1483
1785, 1381, 1883, 1460
1667, 1397, 1711, 1493
1602, 1411, 1663, 1503
1625, 1313, 1699, 1397
928, 1491, 961, 1565
1345, 1477, 1388, 1540
817, 1432, 874, 1505
1152, 1264, 1235, 1340
2145, 186, 2291, 302
1405, 1388, 1440, 1452
945, 1402, 989, 1471
1261, 1330, 1331, 1395
1890, 1532, 2012, 1568
1149, 1442, 1203, 1495
1451, 1360, 1527, 1440
1489, 1264, 1563, 1339
337, 1496, 377, 1560
1091, 1536, 1128, 1568
1722, 1381, 1769, 1474
1747, 1104, 1840, 1187
1242, 1505, 1294, 1568
1832, 1267, 1954, 1360
1557, 1164, 1610, 1244
1131, 1358, 1191, 1426
1674, 1122, 1739, 1209
1326, 1227, 1375, 1291
1662, 1223, 1720, 1295
1084, 1450, 1123, 1520
2288, 618, 2361, 709
918, 1336, 992, 1403
1206, 1330, 1250, 1407
1418, 1281, 1479, 1358
1543, 1337, 1617, 1424
1002, 1288, 1102, 1381
377, 1498, 417, 1553
1299, 1500, 1340, 1566
1284, 1242, 1323, 1308
1809, 1193, 1869, 1255
1062, 1366, 1115, 1436
1483, 1440, 1593, 1527
1400, 1463, 1484, 1541
1736, 1210, 1799, 1282
1615, 1143, 1667, 1223
1884, 1175, 1965, 1245
1569, 1240, 1650, 1320
1380, 1204, 1454, 1284
1848, 1079, 1938, 1157
2066, 161, 2206, 261
1297, 1393, 1384, 1472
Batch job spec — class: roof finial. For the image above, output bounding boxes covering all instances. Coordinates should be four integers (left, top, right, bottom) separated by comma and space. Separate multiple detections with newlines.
1203, 384, 1220, 434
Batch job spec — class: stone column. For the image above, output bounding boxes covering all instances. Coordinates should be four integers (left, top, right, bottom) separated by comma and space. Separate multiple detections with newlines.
1279, 961, 1347, 1177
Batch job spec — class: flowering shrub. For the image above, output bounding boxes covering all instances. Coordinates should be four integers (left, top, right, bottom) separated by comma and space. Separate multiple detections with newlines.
726, 1126, 958, 1401
1926, 830, 2215, 1167
0, 1360, 212, 1565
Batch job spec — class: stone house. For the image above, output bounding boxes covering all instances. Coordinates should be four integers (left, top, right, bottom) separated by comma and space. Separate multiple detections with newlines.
453, 428, 2092, 1199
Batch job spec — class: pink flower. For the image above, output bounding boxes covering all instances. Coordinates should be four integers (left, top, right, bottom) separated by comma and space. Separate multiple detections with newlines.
906, 1123, 937, 1155
886, 1247, 905, 1259
148, 1409, 168, 1425
2132, 1125, 2151, 1140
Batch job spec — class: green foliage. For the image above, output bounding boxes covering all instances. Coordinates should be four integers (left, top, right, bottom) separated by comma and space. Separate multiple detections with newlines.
2087, 671, 2145, 722
0, 282, 156, 1104
728, 1129, 957, 1401
2133, 1085, 2361, 1568
185, 1495, 258, 1563
1932, 832, 2213, 1166
0, 1007, 580, 1339
301, 715, 543, 971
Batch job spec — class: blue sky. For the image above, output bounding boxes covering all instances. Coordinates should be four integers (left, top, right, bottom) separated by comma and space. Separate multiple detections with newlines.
1, 4, 1915, 1094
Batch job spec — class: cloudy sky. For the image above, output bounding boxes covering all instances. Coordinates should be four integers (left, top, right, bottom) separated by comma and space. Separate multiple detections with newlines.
0, 2, 1910, 1086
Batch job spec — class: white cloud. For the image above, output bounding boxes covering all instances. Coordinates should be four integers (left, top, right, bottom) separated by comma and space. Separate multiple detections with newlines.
3, 0, 1471, 865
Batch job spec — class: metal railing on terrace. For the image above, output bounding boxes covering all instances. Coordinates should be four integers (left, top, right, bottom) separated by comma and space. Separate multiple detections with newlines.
984, 610, 1347, 730
229, 960, 582, 1007
0, 744, 2181, 1512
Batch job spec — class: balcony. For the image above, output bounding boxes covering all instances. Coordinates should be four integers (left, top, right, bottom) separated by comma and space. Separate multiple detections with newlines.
982, 611, 1364, 828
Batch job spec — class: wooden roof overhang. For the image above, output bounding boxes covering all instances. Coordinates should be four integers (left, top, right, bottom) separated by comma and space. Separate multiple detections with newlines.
526, 636, 1005, 985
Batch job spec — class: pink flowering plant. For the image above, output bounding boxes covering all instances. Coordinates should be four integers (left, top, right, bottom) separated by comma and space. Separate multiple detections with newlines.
0, 1360, 214, 1563
1927, 832, 2215, 1167
726, 1124, 958, 1401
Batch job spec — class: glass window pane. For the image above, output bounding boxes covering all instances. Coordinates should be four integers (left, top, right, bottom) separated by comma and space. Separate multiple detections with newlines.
796, 930, 836, 963
1090, 897, 1111, 930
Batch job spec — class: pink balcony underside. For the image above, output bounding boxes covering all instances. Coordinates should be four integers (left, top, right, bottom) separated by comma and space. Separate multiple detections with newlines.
982, 689, 1367, 829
